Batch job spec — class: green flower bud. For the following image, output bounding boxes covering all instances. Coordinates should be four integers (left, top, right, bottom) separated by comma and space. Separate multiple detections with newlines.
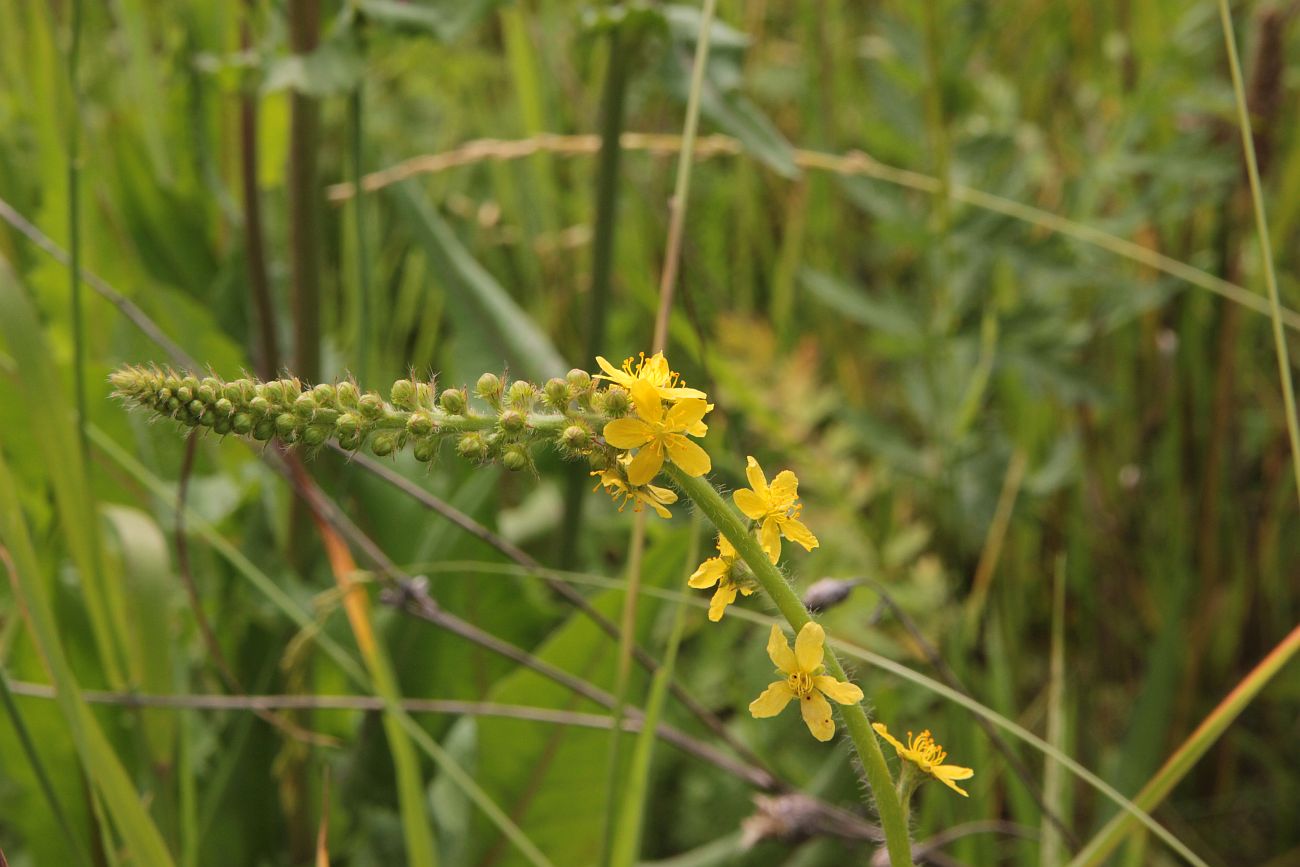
498, 408, 527, 434
212, 417, 232, 436
337, 431, 362, 451
561, 424, 591, 452
214, 398, 234, 417
249, 396, 271, 415
543, 378, 570, 410
371, 433, 396, 457
176, 385, 194, 403
413, 439, 437, 462
166, 397, 181, 414
293, 393, 317, 418
603, 386, 630, 417
156, 387, 172, 404
407, 412, 435, 436
260, 381, 284, 404
456, 432, 490, 463
439, 388, 468, 415
336, 413, 360, 436
280, 378, 302, 400
359, 394, 385, 419
415, 382, 434, 407
275, 413, 298, 438
502, 445, 530, 472
301, 426, 327, 447
507, 380, 536, 410
476, 372, 503, 405
197, 408, 216, 427
197, 383, 217, 404
391, 379, 416, 409
312, 383, 336, 405
223, 383, 243, 403
336, 381, 360, 408
587, 449, 611, 471
232, 413, 253, 435
253, 419, 276, 441
566, 368, 592, 392
188, 399, 205, 418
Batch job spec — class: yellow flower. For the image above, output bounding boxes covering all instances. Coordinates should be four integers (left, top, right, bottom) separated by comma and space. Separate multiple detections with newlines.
687, 534, 755, 621
595, 352, 707, 401
732, 456, 818, 563
872, 723, 974, 797
591, 467, 678, 519
748, 623, 864, 742
603, 379, 711, 486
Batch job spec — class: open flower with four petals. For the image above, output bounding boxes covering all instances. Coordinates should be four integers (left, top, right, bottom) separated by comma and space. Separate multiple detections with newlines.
687, 534, 755, 621
748, 623, 864, 742
873, 723, 975, 797
603, 379, 712, 486
733, 456, 818, 563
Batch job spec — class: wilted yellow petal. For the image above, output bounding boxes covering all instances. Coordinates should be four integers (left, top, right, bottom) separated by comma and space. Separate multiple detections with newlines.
765, 625, 797, 674
799, 690, 835, 742
748, 681, 794, 718
814, 675, 864, 705
707, 582, 739, 621
873, 723, 908, 756
603, 417, 652, 449
794, 622, 825, 672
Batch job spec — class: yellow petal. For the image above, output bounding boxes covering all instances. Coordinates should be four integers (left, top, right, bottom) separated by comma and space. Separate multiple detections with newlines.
594, 355, 627, 384
814, 675, 864, 705
872, 722, 907, 756
687, 557, 727, 589
663, 435, 711, 477
748, 681, 794, 718
646, 484, 677, 505
779, 517, 819, 552
765, 625, 797, 674
629, 379, 663, 424
794, 622, 825, 672
733, 488, 768, 520
716, 533, 736, 560
603, 417, 653, 449
642, 352, 670, 382
799, 689, 835, 742
759, 519, 782, 564
934, 764, 975, 782
744, 456, 769, 498
769, 469, 800, 506
637, 491, 673, 519
664, 398, 710, 432
707, 582, 739, 621
626, 442, 665, 486
663, 385, 708, 401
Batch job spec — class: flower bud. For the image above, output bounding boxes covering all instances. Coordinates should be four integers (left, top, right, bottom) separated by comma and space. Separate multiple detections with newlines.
415, 382, 434, 407
197, 408, 216, 427
603, 386, 630, 417
260, 381, 284, 404
456, 432, 490, 463
502, 444, 530, 472
336, 413, 360, 436
507, 380, 536, 410
293, 393, 317, 419
336, 381, 360, 408
561, 424, 591, 452
407, 412, 435, 436
279, 378, 301, 400
176, 385, 194, 403
413, 439, 437, 462
566, 368, 592, 392
214, 398, 234, 417
439, 388, 468, 415
337, 431, 362, 451
587, 449, 611, 471
232, 413, 253, 435
253, 419, 276, 441
391, 379, 416, 409
476, 372, 503, 405
359, 394, 385, 419
301, 426, 327, 447
371, 433, 397, 456
312, 383, 336, 405
212, 417, 232, 436
197, 379, 219, 403
249, 396, 271, 415
498, 408, 527, 434
223, 382, 243, 403
188, 400, 205, 418
275, 413, 298, 438
543, 378, 570, 410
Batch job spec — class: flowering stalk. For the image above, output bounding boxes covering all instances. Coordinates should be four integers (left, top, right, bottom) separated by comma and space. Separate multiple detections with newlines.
665, 466, 914, 867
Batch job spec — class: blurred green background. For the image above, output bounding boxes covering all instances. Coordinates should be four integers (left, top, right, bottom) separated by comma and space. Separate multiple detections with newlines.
1, 1, 1298, 865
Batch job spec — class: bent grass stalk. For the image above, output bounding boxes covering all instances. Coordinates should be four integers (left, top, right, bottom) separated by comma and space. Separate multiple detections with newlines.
666, 467, 914, 867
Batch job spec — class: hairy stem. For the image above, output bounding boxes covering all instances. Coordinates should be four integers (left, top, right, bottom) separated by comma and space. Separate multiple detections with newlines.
666, 467, 913, 867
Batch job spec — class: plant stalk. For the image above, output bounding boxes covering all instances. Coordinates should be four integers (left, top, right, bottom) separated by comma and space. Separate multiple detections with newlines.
666, 467, 913, 867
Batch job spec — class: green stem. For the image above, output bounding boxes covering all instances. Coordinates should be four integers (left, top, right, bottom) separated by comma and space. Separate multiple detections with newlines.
67, 0, 86, 461
666, 467, 913, 867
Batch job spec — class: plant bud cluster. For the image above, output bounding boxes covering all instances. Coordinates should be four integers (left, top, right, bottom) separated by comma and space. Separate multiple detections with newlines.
109, 365, 617, 474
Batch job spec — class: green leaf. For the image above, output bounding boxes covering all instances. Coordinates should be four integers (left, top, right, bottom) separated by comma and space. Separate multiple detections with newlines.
799, 268, 921, 337
357, 0, 503, 42
392, 183, 568, 382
